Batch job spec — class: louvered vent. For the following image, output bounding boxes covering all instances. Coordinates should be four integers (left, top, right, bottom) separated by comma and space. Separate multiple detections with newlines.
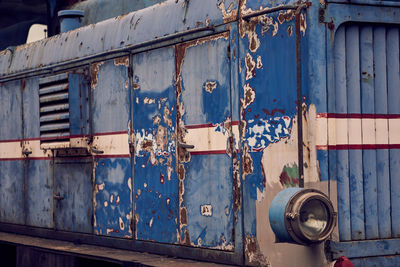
39, 73, 70, 148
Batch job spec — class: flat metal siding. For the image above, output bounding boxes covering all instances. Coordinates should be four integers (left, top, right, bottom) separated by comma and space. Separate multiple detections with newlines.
179, 36, 234, 248
69, 74, 89, 136
0, 81, 24, 224
22, 78, 54, 228
333, 24, 400, 241
132, 46, 178, 243
91, 59, 130, 133
25, 160, 53, 228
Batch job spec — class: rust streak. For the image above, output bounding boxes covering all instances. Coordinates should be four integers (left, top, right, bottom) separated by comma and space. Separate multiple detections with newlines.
114, 56, 129, 67
245, 53, 256, 80
204, 81, 217, 93
90, 61, 104, 90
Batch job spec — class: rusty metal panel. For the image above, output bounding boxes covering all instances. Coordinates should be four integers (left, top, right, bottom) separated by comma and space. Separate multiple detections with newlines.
54, 160, 93, 233
176, 32, 235, 249
132, 46, 178, 243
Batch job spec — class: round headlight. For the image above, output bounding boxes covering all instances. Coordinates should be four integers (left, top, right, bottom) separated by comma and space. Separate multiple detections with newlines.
269, 188, 336, 245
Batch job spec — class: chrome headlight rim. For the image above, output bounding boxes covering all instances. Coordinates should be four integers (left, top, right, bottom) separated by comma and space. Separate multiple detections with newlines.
284, 189, 336, 245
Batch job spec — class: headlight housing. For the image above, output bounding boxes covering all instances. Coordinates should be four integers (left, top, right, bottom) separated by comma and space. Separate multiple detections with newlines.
269, 188, 336, 245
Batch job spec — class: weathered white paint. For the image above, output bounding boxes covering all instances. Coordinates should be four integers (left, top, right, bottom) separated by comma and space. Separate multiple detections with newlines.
183, 124, 240, 153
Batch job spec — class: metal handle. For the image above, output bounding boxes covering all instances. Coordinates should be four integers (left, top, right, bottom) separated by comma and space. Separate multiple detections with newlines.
54, 194, 64, 201
22, 150, 32, 156
91, 147, 104, 154
178, 142, 194, 149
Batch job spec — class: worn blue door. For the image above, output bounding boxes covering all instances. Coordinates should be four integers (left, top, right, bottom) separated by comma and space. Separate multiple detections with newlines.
176, 32, 235, 250
132, 46, 179, 243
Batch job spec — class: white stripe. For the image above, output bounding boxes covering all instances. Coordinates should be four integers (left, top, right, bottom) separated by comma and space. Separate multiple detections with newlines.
376, 119, 389, 145
184, 125, 239, 153
389, 119, 400, 144
348, 118, 362, 145
92, 134, 130, 155
316, 117, 400, 147
362, 119, 376, 145
335, 118, 348, 145
0, 141, 22, 159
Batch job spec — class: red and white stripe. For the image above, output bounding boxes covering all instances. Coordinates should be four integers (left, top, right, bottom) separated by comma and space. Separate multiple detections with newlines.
183, 122, 240, 155
316, 113, 400, 150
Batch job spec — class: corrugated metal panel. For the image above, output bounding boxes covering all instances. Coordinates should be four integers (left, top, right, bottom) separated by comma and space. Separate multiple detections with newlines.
38, 74, 70, 144
333, 23, 400, 241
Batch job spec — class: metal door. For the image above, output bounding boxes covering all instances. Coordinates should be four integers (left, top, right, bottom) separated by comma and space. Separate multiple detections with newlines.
53, 160, 93, 233
175, 32, 235, 250
132, 46, 178, 243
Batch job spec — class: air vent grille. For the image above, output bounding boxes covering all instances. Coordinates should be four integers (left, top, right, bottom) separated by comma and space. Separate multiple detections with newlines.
39, 73, 70, 147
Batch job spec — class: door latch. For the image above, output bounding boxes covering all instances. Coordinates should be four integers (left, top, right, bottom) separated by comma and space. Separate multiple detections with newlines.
178, 142, 194, 149
54, 193, 64, 201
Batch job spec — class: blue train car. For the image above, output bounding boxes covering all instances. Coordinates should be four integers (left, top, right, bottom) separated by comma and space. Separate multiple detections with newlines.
0, 0, 399, 266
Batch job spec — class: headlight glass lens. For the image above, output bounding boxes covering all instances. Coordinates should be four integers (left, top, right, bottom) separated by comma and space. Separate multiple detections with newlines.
298, 199, 329, 238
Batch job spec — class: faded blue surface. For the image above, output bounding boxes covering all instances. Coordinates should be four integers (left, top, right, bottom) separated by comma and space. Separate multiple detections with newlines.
22, 77, 40, 138
330, 239, 400, 259
133, 46, 178, 243
244, 0, 298, 10
386, 27, 400, 238
332, 25, 351, 241
25, 160, 53, 228
94, 158, 132, 237
54, 160, 93, 233
0, 80, 24, 224
91, 58, 130, 133
179, 34, 234, 248
351, 255, 400, 267
0, 80, 22, 140
180, 36, 231, 125
184, 155, 234, 248
69, 73, 89, 136
0, 161, 25, 224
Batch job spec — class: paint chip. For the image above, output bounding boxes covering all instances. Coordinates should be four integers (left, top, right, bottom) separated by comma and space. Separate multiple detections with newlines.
204, 81, 217, 93
201, 204, 213, 217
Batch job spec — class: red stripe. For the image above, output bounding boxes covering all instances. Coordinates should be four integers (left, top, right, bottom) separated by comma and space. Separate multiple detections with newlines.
0, 131, 128, 143
185, 123, 216, 129
185, 121, 240, 129
0, 154, 131, 161
190, 150, 227, 155
92, 131, 128, 136
94, 154, 130, 158
317, 144, 400, 150
318, 113, 400, 119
